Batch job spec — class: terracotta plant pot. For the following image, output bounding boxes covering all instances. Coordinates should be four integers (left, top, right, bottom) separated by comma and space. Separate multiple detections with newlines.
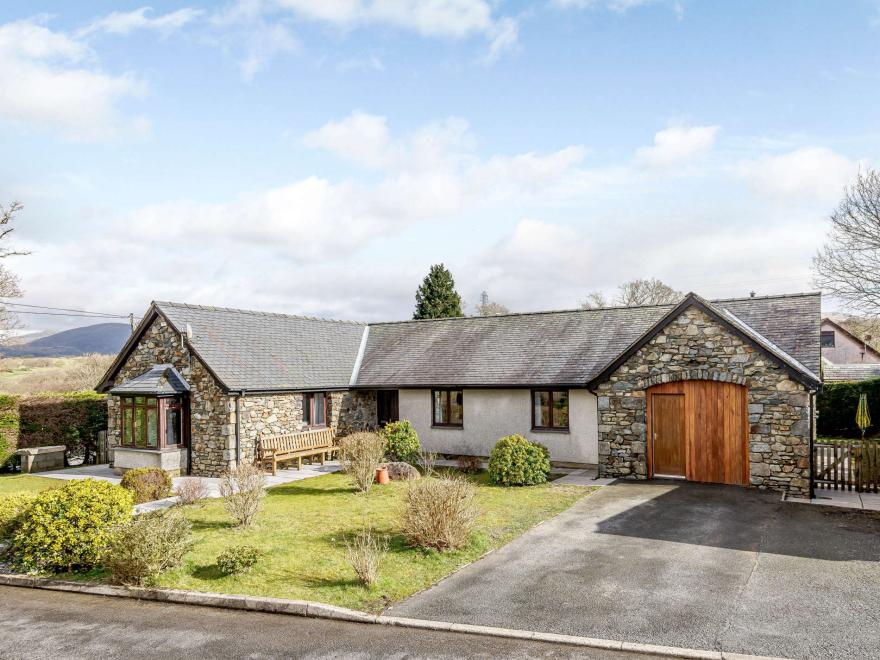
376, 466, 390, 485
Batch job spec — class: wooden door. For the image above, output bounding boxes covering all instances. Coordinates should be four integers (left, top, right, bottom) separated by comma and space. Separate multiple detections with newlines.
652, 394, 686, 477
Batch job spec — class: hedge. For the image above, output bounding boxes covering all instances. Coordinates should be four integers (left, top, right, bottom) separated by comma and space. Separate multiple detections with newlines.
817, 378, 880, 438
0, 392, 107, 469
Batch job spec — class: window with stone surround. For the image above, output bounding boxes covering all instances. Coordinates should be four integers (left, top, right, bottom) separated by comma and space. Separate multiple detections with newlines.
531, 390, 569, 431
303, 392, 328, 427
120, 396, 186, 449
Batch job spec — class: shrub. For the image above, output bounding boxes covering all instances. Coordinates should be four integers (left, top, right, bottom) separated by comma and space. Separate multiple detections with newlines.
380, 420, 421, 464
105, 509, 193, 586
175, 477, 211, 506
402, 475, 478, 551
219, 462, 265, 527
345, 528, 387, 587
488, 435, 551, 486
121, 467, 173, 504
217, 544, 262, 575
339, 432, 386, 493
0, 492, 36, 539
384, 461, 420, 481
16, 391, 107, 465
11, 479, 132, 572
456, 455, 482, 474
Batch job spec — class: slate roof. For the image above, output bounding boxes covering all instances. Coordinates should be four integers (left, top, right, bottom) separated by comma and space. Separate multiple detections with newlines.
822, 360, 880, 382
150, 302, 365, 391
354, 292, 822, 388
109, 364, 190, 396
98, 292, 822, 393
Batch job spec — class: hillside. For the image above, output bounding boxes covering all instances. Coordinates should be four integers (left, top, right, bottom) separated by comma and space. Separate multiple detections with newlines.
1, 323, 130, 358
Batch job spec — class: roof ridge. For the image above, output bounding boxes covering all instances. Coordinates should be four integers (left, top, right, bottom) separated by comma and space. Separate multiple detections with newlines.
153, 301, 365, 326
711, 291, 821, 303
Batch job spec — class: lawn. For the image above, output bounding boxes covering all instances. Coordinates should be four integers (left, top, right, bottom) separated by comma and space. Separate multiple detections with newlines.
155, 471, 594, 613
0, 474, 60, 495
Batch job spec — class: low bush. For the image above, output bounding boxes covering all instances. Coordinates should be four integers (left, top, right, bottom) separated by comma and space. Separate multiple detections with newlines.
11, 479, 132, 572
0, 492, 36, 539
380, 420, 421, 464
121, 467, 173, 504
402, 475, 478, 551
384, 461, 420, 481
456, 455, 482, 474
175, 477, 210, 506
345, 528, 387, 587
339, 432, 386, 493
217, 544, 262, 575
105, 509, 193, 586
219, 463, 265, 527
488, 435, 550, 486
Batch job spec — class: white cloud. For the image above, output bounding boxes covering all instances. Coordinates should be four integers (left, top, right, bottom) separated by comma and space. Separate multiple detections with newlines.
483, 16, 519, 64
554, 0, 683, 15
0, 18, 147, 141
738, 147, 862, 203
635, 125, 720, 169
304, 111, 393, 168
79, 7, 204, 37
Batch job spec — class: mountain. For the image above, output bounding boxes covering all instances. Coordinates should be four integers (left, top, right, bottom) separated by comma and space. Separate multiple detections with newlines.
1, 323, 131, 357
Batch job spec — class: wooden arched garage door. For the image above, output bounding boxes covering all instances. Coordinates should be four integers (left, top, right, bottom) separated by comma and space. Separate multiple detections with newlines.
647, 380, 749, 486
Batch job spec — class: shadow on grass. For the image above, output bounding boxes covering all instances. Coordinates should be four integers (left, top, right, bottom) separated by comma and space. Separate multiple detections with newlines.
295, 573, 362, 590
266, 485, 358, 497
189, 519, 234, 533
190, 564, 226, 580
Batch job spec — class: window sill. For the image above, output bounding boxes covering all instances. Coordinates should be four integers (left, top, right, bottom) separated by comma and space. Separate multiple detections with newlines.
431, 424, 463, 429
531, 427, 570, 434
114, 446, 185, 453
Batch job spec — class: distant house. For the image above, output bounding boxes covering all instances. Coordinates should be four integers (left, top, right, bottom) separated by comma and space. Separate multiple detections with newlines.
820, 317, 880, 382
97, 292, 821, 497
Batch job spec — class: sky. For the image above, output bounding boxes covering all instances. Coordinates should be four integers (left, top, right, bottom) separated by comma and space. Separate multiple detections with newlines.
1, 0, 879, 332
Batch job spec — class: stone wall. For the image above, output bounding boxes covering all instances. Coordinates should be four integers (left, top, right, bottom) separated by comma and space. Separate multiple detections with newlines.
595, 306, 812, 496
237, 393, 306, 463
330, 390, 378, 433
107, 316, 235, 477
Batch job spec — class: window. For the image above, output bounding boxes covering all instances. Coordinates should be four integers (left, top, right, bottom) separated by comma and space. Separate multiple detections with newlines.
120, 396, 159, 448
821, 331, 836, 348
432, 389, 463, 427
532, 390, 569, 431
120, 396, 186, 449
303, 392, 328, 427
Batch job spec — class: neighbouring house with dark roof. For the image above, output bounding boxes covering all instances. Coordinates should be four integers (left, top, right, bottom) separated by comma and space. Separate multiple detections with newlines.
97, 291, 822, 497
820, 317, 880, 382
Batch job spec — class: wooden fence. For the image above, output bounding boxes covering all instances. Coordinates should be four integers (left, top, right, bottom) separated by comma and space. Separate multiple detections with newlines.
813, 438, 880, 493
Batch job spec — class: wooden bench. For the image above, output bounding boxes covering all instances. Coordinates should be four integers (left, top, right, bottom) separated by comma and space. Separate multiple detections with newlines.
258, 428, 336, 476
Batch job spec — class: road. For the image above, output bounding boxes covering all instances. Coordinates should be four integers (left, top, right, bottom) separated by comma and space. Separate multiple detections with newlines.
0, 585, 650, 659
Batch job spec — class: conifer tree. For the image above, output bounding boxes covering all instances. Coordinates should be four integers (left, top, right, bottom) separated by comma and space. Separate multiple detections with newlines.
413, 264, 464, 319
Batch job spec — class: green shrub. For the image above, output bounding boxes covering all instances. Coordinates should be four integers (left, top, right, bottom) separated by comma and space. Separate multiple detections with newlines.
380, 420, 421, 464
488, 435, 551, 486
217, 544, 262, 575
0, 492, 36, 539
817, 378, 880, 438
121, 467, 173, 504
11, 479, 132, 572
105, 509, 193, 586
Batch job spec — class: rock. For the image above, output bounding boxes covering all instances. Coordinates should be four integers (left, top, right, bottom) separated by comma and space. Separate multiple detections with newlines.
384, 461, 420, 481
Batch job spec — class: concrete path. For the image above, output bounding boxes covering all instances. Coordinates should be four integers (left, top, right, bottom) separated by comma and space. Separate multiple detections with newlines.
0, 585, 647, 660
796, 488, 880, 511
551, 468, 616, 487
39, 462, 341, 512
389, 480, 880, 660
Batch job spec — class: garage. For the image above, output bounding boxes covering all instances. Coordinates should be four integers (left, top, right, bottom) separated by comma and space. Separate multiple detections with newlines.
647, 380, 749, 486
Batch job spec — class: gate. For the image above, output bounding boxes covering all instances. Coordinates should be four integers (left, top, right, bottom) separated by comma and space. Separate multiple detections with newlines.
813, 438, 880, 493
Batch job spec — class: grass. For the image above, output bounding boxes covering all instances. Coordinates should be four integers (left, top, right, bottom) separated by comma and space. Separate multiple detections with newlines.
150, 471, 594, 613
0, 355, 113, 395
0, 474, 61, 495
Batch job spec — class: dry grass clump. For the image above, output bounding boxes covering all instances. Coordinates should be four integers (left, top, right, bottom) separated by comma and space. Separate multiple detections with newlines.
345, 527, 387, 587
402, 474, 478, 551
0, 354, 114, 394
339, 432, 385, 493
219, 462, 266, 527
175, 477, 211, 505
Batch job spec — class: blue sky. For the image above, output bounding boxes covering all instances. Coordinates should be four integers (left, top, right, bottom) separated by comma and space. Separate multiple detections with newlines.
1, 0, 879, 331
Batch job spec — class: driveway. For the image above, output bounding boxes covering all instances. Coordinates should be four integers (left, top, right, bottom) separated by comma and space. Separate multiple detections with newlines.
389, 481, 880, 659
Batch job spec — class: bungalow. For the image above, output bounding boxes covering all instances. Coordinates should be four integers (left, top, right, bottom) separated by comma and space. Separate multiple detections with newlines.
96, 291, 821, 497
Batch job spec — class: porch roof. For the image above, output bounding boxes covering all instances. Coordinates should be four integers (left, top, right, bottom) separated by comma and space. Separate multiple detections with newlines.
109, 364, 190, 396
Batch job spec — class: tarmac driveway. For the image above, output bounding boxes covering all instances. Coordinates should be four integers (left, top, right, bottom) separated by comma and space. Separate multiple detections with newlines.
389, 481, 880, 659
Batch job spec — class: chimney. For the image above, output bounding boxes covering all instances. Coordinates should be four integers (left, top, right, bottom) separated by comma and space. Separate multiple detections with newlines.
186, 323, 193, 341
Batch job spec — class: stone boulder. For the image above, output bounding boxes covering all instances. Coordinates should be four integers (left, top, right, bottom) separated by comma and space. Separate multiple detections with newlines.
384, 461, 421, 481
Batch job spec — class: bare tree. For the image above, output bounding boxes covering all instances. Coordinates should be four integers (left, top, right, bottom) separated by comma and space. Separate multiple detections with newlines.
0, 202, 28, 342
475, 301, 511, 316
579, 291, 608, 309
813, 170, 880, 316
580, 279, 681, 310
615, 278, 682, 306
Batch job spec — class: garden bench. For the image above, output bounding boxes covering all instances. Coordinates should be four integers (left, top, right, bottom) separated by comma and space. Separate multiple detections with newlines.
258, 428, 337, 476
